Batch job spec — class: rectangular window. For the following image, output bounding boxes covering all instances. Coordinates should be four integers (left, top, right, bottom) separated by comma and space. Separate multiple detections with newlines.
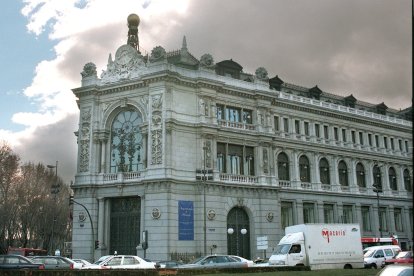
295, 120, 300, 134
334, 127, 338, 141
281, 202, 294, 230
274, 116, 279, 131
405, 141, 409, 152
379, 207, 387, 232
315, 124, 320, 138
343, 205, 354, 223
390, 138, 395, 150
351, 131, 356, 144
217, 143, 255, 176
304, 122, 309, 136
398, 139, 402, 151
361, 206, 371, 231
216, 104, 224, 120
384, 137, 388, 149
226, 106, 241, 122
323, 204, 334, 223
368, 134, 373, 146
359, 132, 364, 145
342, 129, 347, 142
242, 110, 252, 124
283, 118, 289, 133
375, 135, 379, 147
303, 203, 315, 223
394, 208, 403, 232
324, 125, 329, 139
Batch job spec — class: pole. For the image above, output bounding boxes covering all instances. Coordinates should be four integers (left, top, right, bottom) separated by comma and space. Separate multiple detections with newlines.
48, 161, 58, 255
71, 199, 95, 260
203, 146, 207, 256
377, 190, 382, 238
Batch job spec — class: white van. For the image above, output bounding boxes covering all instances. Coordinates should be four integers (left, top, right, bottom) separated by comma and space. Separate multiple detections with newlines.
363, 245, 401, 269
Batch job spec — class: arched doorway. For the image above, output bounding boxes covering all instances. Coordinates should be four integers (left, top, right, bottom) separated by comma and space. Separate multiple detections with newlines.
227, 207, 250, 259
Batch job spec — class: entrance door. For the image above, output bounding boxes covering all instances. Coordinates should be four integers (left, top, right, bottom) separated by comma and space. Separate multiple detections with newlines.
110, 197, 141, 255
227, 207, 250, 259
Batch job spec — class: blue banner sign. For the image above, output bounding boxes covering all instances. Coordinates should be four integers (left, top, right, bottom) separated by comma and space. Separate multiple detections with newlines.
178, 200, 194, 240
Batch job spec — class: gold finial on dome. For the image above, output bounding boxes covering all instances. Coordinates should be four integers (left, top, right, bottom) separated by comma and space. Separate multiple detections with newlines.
127, 13, 140, 27
127, 14, 140, 53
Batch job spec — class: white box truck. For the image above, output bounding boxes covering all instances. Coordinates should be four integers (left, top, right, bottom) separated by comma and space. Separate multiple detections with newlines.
269, 224, 364, 270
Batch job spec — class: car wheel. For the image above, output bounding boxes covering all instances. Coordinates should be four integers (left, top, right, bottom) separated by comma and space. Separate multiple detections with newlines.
371, 263, 377, 269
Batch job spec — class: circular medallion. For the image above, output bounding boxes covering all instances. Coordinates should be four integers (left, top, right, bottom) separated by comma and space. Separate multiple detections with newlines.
151, 208, 161, 219
207, 209, 216, 220
115, 45, 136, 65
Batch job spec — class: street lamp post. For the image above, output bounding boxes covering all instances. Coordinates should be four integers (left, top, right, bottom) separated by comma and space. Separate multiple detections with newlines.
373, 183, 382, 238
47, 161, 59, 255
69, 196, 95, 260
202, 146, 207, 256
195, 146, 212, 256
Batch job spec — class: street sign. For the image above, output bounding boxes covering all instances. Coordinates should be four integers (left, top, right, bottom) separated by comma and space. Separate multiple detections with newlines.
257, 236, 268, 250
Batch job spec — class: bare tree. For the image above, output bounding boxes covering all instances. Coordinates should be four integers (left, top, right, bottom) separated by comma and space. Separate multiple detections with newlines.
0, 142, 20, 253
0, 142, 72, 254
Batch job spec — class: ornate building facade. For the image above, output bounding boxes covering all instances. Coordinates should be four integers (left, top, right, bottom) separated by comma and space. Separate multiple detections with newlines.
71, 14, 413, 261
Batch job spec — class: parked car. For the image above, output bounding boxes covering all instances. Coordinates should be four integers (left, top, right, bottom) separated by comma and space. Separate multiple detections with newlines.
180, 255, 248, 269
72, 258, 93, 268
383, 251, 413, 266
0, 254, 45, 270
377, 264, 413, 276
31, 256, 82, 269
229, 255, 254, 267
82, 255, 112, 269
363, 245, 401, 269
155, 260, 183, 268
97, 255, 156, 269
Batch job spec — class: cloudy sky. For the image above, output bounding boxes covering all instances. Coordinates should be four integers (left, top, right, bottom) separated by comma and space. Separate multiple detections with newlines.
0, 0, 411, 184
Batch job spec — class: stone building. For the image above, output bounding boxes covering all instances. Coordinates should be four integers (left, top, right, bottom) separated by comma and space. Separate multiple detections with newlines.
71, 14, 413, 261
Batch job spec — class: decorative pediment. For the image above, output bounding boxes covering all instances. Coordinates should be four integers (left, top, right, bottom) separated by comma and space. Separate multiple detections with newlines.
100, 44, 147, 84
215, 59, 243, 79
269, 75, 284, 91
375, 102, 388, 115
309, 85, 322, 100
344, 94, 357, 108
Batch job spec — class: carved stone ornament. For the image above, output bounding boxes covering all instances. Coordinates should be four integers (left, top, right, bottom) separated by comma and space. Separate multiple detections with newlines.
149, 46, 166, 62
255, 67, 268, 80
100, 44, 146, 83
78, 211, 86, 222
81, 62, 97, 78
207, 209, 216, 220
151, 208, 161, 219
200, 54, 215, 69
266, 212, 274, 222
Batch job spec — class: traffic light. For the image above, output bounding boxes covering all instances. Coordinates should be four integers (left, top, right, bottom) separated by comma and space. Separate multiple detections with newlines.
95, 240, 99, 249
69, 195, 74, 206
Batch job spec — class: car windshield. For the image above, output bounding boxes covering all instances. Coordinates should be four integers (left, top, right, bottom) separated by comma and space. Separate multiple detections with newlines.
364, 250, 375, 257
189, 256, 204, 264
396, 252, 411, 259
273, 244, 290, 255
94, 255, 111, 264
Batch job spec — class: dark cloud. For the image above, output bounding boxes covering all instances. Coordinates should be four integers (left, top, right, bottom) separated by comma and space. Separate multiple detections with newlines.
156, 0, 411, 109
13, 0, 411, 186
15, 114, 78, 185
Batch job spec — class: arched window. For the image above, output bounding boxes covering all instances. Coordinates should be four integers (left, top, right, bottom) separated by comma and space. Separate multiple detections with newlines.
277, 152, 290, 181
319, 158, 330, 184
403, 169, 412, 192
299, 155, 310, 182
338, 161, 348, 186
373, 165, 382, 191
389, 167, 397, 191
356, 163, 366, 187
110, 109, 143, 173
